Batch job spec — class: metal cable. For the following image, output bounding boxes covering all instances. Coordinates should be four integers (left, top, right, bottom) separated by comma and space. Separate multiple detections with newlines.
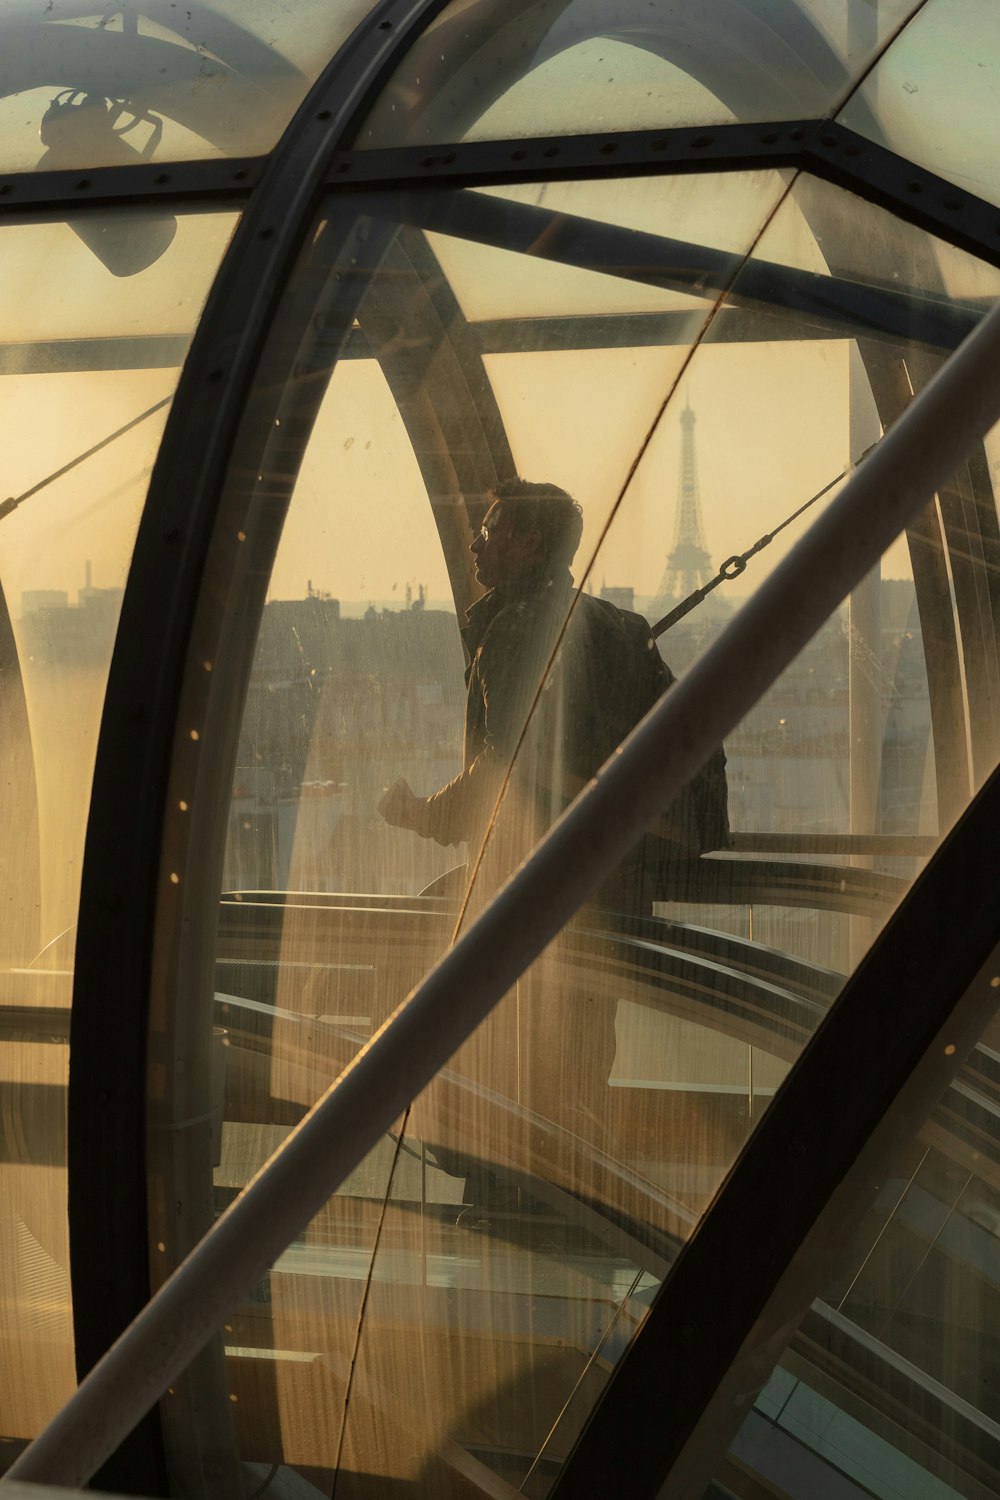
0, 396, 171, 524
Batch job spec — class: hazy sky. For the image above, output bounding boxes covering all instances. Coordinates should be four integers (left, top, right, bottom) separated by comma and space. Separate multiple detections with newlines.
266, 171, 915, 608
7, 2, 1000, 621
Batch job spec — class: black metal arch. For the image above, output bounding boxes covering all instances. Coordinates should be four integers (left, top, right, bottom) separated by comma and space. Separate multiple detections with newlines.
352, 224, 518, 618
65, 1, 454, 1493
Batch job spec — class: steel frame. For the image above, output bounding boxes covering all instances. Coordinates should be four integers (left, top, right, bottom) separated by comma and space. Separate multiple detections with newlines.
17, 269, 1000, 1495
24, 15, 997, 1500
352, 185, 986, 352
3, 120, 1000, 273
0, 155, 262, 210
323, 119, 1000, 274
64, 0, 455, 1494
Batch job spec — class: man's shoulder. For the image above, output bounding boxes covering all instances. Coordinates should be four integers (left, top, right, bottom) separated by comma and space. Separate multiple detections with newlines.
577, 593, 676, 688
577, 592, 654, 646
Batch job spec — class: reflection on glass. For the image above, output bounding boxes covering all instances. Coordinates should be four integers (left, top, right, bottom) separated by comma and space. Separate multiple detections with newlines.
189, 169, 781, 1494
172, 162, 1000, 1498
229, 360, 466, 898
359, 0, 923, 147
715, 1002, 1000, 1500
0, 207, 234, 1467
841, 0, 1000, 210
0, 1, 380, 172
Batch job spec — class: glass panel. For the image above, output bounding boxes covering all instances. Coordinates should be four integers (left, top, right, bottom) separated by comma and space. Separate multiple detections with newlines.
711, 998, 1000, 1500
156, 168, 785, 1495
0, 205, 234, 1467
318, 181, 1000, 1493
576, 182, 1000, 975
841, 0, 1000, 210
358, 0, 922, 148
0, 1, 380, 172
229, 167, 786, 899
159, 169, 1000, 1498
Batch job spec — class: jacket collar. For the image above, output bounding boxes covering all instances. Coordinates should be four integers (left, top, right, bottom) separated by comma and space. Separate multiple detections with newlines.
463, 566, 574, 640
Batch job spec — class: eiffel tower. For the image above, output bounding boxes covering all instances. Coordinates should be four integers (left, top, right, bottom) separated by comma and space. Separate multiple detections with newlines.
650, 394, 713, 621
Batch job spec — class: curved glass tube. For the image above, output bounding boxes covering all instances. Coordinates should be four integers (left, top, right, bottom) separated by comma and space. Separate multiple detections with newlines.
334, 182, 1000, 1494
149, 164, 786, 1494
0, 1, 380, 173
0, 204, 234, 1473
357, 0, 923, 148
144, 140, 1000, 1500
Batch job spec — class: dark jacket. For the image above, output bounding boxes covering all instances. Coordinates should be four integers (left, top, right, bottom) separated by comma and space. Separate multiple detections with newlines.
414, 569, 728, 891
419, 565, 575, 847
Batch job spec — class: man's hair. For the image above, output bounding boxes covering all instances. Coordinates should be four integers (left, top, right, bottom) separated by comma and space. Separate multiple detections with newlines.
489, 477, 584, 570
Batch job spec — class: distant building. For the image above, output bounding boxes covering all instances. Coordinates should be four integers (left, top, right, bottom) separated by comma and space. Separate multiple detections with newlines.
21, 589, 68, 615
19, 563, 123, 665
599, 584, 635, 612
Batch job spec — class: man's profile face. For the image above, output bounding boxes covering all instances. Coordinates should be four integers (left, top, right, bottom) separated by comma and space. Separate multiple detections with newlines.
471, 499, 541, 590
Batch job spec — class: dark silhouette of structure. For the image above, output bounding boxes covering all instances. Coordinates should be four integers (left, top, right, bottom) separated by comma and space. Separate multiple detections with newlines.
651, 394, 713, 619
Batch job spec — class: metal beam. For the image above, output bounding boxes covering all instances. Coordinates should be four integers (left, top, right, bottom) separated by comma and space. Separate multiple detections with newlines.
323, 121, 1000, 273
0, 156, 262, 214
0, 296, 944, 387
0, 335, 190, 374
471, 307, 831, 352
0, 120, 998, 279
360, 187, 985, 354
16, 232, 1000, 1494
332, 118, 818, 185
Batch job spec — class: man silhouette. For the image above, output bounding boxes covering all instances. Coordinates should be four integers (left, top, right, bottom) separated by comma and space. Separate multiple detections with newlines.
379, 477, 720, 907
379, 477, 728, 1159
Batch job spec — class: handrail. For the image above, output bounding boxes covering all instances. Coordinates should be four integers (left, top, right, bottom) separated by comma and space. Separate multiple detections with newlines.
727, 832, 938, 856
9, 294, 1000, 1488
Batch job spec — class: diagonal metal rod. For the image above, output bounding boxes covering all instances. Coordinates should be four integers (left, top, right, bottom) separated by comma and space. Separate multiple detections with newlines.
0, 396, 172, 524
9, 295, 1000, 1489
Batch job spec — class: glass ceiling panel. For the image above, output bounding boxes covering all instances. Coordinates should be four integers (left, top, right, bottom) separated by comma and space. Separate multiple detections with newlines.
0, 1, 379, 173
588, 175, 1000, 793
358, 0, 923, 148
840, 0, 1000, 210
429, 176, 1000, 1494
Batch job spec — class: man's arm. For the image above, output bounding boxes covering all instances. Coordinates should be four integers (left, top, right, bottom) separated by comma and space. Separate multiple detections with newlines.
421, 605, 548, 842
379, 604, 545, 847
377, 774, 477, 846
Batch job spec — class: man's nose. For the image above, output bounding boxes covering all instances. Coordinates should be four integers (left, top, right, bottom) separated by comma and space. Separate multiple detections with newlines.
471, 532, 484, 554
